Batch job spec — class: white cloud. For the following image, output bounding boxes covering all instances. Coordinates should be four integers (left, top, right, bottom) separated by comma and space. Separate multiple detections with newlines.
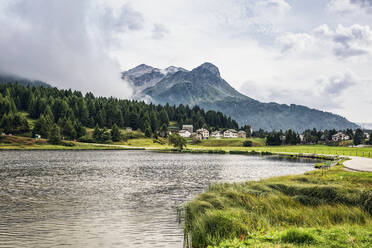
240, 70, 359, 111
0, 0, 135, 98
279, 24, 372, 59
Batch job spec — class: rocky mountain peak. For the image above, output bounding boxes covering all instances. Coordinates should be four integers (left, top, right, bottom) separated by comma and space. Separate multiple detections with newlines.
193, 62, 220, 76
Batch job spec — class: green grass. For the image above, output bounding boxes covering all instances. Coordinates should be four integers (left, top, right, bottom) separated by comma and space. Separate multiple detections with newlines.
188, 144, 372, 159
114, 137, 172, 148
207, 225, 372, 248
0, 135, 133, 150
181, 165, 372, 247
193, 138, 265, 147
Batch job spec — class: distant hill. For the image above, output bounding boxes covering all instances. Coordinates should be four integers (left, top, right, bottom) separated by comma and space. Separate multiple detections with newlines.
122, 63, 359, 132
0, 74, 51, 87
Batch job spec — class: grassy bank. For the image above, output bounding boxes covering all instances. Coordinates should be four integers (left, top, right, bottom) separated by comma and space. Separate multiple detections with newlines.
182, 164, 372, 247
188, 144, 372, 159
192, 138, 265, 147
0, 135, 136, 150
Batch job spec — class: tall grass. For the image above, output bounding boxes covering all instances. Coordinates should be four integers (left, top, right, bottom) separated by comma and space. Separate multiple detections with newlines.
182, 165, 372, 247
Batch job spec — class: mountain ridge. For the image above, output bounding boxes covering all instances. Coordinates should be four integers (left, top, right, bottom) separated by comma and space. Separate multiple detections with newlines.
122, 63, 359, 132
0, 74, 51, 87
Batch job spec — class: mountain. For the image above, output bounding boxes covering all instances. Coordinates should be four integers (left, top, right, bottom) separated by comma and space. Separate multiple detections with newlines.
122, 63, 359, 132
0, 74, 51, 87
121, 64, 187, 100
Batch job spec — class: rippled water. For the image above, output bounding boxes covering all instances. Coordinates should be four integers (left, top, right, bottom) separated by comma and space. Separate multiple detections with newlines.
0, 150, 317, 248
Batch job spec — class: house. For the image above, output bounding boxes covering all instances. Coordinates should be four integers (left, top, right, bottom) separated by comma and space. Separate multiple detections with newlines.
191, 132, 203, 140
34, 134, 41, 139
365, 133, 370, 140
211, 131, 223, 139
332, 132, 349, 142
168, 126, 180, 135
224, 129, 238, 138
196, 128, 209, 139
182, 125, 194, 133
179, 130, 191, 138
125, 127, 133, 132
238, 130, 246, 138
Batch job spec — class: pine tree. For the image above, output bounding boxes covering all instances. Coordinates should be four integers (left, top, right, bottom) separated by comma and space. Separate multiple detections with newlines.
368, 133, 372, 145
111, 124, 121, 142
48, 124, 61, 144
353, 129, 364, 146
160, 123, 168, 138
145, 127, 152, 138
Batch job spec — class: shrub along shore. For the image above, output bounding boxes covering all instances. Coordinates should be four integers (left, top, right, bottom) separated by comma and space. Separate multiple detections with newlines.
180, 162, 372, 248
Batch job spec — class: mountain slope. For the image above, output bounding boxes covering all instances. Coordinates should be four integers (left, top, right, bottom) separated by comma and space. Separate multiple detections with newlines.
0, 74, 51, 87
123, 63, 358, 132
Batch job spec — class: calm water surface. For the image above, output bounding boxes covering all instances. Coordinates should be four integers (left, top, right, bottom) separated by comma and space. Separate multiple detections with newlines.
0, 150, 317, 248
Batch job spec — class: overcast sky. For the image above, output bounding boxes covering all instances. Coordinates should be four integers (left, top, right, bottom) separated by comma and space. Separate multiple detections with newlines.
0, 0, 371, 123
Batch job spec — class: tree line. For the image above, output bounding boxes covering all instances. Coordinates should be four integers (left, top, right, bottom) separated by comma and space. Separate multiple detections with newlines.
259, 128, 372, 146
0, 83, 239, 142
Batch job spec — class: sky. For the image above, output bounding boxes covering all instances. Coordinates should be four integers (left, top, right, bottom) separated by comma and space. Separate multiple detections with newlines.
0, 0, 371, 123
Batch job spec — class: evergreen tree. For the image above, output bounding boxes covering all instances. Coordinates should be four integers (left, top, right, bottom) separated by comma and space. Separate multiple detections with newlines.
266, 131, 281, 146
159, 123, 168, 138
33, 114, 52, 138
48, 124, 61, 144
150, 112, 159, 132
74, 121, 86, 138
145, 127, 152, 138
62, 119, 77, 139
353, 129, 364, 146
111, 124, 121, 142
159, 109, 169, 125
368, 133, 372, 145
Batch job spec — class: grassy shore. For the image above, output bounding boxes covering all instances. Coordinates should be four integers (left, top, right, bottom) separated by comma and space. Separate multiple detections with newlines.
188, 142, 372, 159
182, 163, 372, 247
2, 135, 372, 158
0, 135, 136, 150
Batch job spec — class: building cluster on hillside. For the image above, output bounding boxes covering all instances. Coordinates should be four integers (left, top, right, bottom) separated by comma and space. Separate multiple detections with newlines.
176, 125, 248, 140
331, 132, 350, 142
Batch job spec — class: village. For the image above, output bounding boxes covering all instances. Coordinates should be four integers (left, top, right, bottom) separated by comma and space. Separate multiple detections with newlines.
173, 125, 251, 140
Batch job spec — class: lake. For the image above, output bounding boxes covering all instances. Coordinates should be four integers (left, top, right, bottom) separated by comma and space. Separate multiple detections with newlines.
0, 150, 318, 248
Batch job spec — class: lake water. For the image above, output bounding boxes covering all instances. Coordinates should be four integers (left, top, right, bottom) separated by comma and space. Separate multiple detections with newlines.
0, 150, 317, 248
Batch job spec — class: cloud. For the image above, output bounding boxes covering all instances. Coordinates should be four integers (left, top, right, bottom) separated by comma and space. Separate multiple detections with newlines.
256, 0, 291, 15
239, 70, 358, 110
321, 70, 357, 95
328, 0, 372, 15
151, 24, 170, 40
0, 0, 140, 98
279, 24, 372, 59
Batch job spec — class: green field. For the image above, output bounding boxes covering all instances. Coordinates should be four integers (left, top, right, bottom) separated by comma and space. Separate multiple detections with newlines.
182, 163, 372, 248
0, 135, 132, 150
191, 138, 265, 147
189, 143, 372, 158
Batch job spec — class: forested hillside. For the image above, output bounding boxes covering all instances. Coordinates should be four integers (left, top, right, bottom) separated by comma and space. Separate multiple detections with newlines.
0, 74, 51, 87
0, 84, 238, 141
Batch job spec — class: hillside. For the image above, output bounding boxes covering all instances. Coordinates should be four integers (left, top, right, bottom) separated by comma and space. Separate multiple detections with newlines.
123, 63, 359, 132
0, 74, 51, 87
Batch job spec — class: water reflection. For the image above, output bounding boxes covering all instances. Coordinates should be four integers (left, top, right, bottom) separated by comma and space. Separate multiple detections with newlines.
0, 150, 317, 248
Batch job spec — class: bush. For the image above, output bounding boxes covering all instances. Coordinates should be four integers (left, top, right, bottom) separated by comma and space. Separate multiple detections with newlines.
281, 229, 316, 244
77, 135, 95, 143
243, 140, 253, 147
61, 141, 75, 147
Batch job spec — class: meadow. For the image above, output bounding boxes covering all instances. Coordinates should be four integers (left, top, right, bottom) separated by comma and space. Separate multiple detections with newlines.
181, 163, 372, 247
189, 139, 372, 158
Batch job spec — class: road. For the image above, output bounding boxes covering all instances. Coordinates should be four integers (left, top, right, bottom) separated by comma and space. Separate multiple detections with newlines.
343, 156, 372, 172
